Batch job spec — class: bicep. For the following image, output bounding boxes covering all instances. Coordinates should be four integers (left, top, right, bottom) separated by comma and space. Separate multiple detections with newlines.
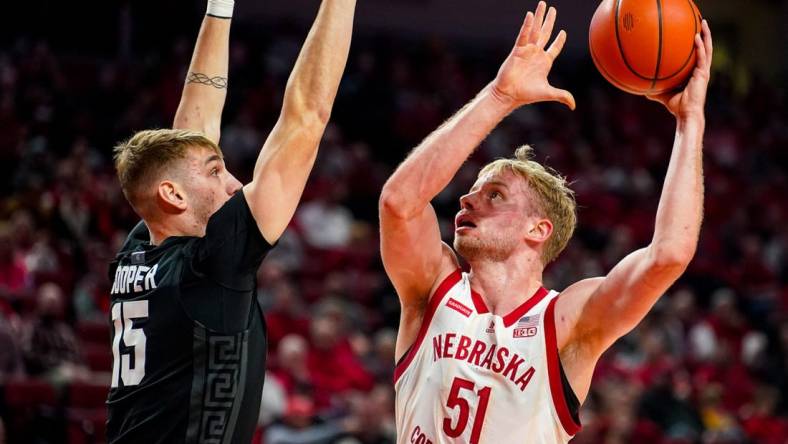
572, 246, 685, 351
380, 202, 458, 309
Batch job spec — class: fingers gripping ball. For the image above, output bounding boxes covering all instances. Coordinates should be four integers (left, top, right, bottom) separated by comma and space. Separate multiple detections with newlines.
589, 0, 702, 95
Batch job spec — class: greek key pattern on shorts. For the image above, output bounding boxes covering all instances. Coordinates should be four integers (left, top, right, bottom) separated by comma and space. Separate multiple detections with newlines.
186, 327, 249, 444
200, 334, 243, 444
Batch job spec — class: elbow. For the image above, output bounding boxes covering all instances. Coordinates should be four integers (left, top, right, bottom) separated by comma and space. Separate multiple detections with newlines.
379, 184, 412, 220
312, 105, 332, 126
281, 104, 329, 136
283, 87, 333, 129
649, 243, 696, 271
172, 116, 221, 144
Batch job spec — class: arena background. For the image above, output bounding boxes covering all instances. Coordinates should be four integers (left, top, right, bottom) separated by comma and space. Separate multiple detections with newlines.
0, 0, 786, 442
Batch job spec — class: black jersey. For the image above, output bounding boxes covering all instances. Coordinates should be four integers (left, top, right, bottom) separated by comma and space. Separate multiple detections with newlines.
106, 191, 273, 444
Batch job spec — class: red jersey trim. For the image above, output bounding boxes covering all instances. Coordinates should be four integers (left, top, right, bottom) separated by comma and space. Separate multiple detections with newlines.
544, 297, 582, 436
469, 285, 549, 326
393, 269, 463, 384
470, 289, 489, 314
502, 287, 549, 327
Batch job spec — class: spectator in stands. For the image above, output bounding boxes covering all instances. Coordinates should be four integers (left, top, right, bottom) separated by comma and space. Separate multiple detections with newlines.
21, 282, 89, 385
356, 328, 396, 383
296, 182, 354, 250
259, 370, 287, 428
264, 394, 359, 444
0, 311, 23, 382
271, 334, 315, 396
307, 303, 374, 408
264, 279, 311, 351
344, 385, 395, 444
0, 225, 30, 302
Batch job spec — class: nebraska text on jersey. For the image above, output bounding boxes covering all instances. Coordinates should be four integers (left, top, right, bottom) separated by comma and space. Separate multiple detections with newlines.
432, 333, 535, 391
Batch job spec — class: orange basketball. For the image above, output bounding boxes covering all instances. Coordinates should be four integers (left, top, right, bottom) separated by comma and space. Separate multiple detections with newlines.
589, 0, 702, 95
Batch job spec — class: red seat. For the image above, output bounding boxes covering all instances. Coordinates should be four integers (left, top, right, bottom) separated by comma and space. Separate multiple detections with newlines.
67, 381, 109, 409
4, 378, 57, 409
3, 378, 60, 442
76, 321, 110, 346
81, 343, 113, 373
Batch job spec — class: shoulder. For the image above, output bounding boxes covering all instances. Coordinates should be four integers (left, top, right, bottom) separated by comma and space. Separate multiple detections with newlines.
553, 277, 605, 346
190, 192, 273, 284
207, 191, 255, 230
555, 277, 605, 316
403, 244, 461, 311
198, 191, 271, 252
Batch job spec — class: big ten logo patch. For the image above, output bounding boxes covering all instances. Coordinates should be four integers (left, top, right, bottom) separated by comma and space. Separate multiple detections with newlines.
513, 314, 539, 338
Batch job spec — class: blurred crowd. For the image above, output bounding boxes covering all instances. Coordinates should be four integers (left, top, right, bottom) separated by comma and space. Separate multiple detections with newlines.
0, 20, 786, 444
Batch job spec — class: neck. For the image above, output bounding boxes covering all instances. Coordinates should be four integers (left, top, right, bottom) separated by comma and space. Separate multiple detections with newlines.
147, 223, 176, 246
467, 251, 544, 316
145, 215, 202, 246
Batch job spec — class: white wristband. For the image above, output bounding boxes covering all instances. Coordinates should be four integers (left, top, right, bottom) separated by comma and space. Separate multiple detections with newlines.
207, 0, 234, 19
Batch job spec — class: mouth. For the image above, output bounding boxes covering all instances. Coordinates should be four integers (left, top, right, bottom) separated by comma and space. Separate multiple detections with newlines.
455, 215, 477, 232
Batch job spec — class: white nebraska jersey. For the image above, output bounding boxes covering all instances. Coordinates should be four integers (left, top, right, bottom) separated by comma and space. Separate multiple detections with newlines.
394, 270, 581, 444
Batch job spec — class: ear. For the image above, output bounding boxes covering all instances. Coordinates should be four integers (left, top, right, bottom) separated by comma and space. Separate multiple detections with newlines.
524, 217, 553, 244
156, 180, 188, 214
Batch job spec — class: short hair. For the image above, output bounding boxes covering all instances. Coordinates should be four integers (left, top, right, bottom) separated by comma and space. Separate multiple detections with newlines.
478, 145, 576, 264
113, 129, 221, 208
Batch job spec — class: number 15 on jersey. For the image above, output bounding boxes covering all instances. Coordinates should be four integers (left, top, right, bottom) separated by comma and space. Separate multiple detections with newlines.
111, 300, 148, 387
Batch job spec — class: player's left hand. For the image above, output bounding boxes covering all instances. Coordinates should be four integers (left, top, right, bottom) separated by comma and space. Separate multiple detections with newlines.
491, 1, 576, 110
647, 20, 713, 120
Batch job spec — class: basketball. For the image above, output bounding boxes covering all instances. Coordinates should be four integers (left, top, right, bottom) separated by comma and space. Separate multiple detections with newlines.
589, 0, 702, 95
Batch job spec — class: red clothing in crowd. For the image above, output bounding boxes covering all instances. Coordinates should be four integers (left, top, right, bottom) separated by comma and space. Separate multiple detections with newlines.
307, 340, 374, 407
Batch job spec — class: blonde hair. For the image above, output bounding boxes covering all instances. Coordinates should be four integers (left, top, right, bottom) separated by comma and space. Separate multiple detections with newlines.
113, 128, 221, 207
478, 145, 576, 264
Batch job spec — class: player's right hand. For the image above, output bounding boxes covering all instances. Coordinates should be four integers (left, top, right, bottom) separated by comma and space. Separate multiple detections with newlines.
490, 1, 575, 110
646, 20, 712, 121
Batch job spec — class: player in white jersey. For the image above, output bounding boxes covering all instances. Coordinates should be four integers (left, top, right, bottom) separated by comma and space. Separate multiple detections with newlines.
379, 2, 713, 443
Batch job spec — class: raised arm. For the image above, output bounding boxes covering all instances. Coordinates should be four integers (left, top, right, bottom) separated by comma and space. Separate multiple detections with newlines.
556, 21, 713, 400
380, 2, 574, 356
243, 0, 356, 244
173, 0, 235, 142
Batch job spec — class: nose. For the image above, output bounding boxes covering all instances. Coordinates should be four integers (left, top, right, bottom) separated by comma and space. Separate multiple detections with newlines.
225, 172, 243, 195
459, 192, 475, 210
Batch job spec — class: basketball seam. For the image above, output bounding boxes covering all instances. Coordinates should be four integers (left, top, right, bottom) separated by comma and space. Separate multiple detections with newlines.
653, 0, 699, 80
614, 0, 655, 82
590, 40, 644, 95
612, 0, 700, 89
651, 0, 663, 90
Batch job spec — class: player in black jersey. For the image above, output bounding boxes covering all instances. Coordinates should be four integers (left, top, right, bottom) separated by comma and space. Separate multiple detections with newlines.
106, 0, 357, 442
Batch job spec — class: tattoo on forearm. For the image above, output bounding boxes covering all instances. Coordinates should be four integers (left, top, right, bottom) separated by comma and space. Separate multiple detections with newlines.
186, 72, 228, 89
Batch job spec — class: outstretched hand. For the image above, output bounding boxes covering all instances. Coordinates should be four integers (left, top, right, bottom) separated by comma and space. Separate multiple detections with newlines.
491, 1, 575, 110
647, 20, 713, 120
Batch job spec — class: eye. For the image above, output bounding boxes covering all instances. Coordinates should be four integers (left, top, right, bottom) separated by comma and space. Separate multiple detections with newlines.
490, 191, 502, 200
210, 167, 219, 177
